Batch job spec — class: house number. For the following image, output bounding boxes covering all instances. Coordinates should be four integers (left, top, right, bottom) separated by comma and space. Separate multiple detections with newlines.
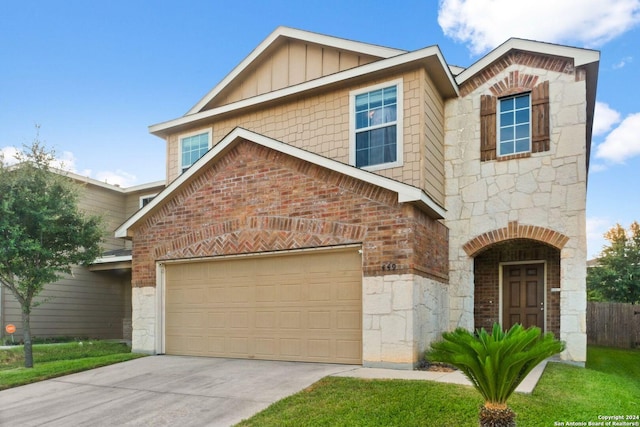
381, 262, 397, 271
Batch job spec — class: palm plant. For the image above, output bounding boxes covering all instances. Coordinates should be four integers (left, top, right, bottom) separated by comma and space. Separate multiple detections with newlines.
428, 323, 564, 427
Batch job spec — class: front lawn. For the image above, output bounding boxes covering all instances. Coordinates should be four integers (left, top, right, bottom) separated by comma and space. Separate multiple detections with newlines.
0, 341, 145, 390
236, 346, 640, 426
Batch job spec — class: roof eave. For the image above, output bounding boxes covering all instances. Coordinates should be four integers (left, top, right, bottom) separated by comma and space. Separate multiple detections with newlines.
150, 46, 459, 138
185, 26, 407, 116
456, 38, 600, 85
115, 128, 445, 238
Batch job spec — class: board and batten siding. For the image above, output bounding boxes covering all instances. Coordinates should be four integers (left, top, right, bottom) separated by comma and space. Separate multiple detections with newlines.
206, 38, 381, 110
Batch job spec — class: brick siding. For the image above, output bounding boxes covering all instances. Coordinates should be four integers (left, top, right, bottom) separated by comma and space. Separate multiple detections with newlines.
131, 139, 448, 289
473, 239, 561, 337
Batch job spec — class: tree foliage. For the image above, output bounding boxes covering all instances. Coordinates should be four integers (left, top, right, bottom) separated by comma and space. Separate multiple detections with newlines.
0, 138, 103, 367
587, 222, 640, 304
428, 323, 564, 427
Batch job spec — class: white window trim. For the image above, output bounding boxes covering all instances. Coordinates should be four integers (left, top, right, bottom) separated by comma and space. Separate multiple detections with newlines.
139, 193, 158, 209
349, 79, 403, 171
497, 93, 531, 157
179, 128, 213, 173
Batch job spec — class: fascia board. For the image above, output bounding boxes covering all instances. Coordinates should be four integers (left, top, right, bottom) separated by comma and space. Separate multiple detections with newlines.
121, 180, 165, 193
186, 26, 406, 116
456, 38, 600, 85
151, 46, 458, 136
91, 255, 132, 264
115, 128, 445, 238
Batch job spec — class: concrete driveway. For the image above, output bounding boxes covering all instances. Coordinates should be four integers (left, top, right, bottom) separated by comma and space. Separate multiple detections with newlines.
0, 355, 356, 427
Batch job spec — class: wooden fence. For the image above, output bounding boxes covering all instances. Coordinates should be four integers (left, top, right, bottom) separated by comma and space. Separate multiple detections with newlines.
587, 302, 640, 348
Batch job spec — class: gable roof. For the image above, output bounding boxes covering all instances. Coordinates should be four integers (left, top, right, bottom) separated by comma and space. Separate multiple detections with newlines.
186, 26, 407, 116
115, 127, 445, 238
149, 29, 458, 137
455, 38, 600, 85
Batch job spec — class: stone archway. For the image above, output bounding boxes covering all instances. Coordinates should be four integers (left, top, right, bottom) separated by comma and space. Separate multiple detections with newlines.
463, 221, 569, 257
464, 222, 567, 337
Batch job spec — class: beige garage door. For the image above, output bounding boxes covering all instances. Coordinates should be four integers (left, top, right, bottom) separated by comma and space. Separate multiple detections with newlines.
164, 248, 362, 364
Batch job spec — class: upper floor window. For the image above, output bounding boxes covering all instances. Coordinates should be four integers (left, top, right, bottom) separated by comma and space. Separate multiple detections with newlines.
350, 80, 403, 170
480, 81, 549, 162
498, 93, 531, 156
139, 194, 157, 208
180, 129, 211, 173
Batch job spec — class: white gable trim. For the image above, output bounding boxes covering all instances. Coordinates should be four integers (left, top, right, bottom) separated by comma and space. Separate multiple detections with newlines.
456, 38, 600, 85
115, 128, 445, 238
186, 26, 406, 115
151, 45, 457, 136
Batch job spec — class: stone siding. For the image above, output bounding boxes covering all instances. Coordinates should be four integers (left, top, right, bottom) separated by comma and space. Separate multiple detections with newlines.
363, 274, 449, 369
445, 59, 589, 362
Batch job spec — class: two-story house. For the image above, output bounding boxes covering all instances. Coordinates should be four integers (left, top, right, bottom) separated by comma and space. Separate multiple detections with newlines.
115, 27, 599, 368
0, 173, 164, 342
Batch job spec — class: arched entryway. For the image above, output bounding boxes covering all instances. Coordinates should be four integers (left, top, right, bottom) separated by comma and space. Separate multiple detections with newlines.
463, 222, 567, 337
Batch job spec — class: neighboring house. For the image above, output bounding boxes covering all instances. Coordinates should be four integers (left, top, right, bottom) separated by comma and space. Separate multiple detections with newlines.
0, 172, 164, 342
115, 27, 599, 368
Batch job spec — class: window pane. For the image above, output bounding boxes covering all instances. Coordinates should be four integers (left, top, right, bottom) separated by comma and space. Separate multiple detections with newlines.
356, 111, 369, 129
515, 124, 529, 139
515, 94, 530, 109
369, 107, 383, 126
515, 109, 529, 124
515, 138, 530, 153
369, 89, 383, 108
370, 128, 384, 148
356, 132, 369, 150
500, 127, 514, 142
383, 125, 397, 162
500, 112, 514, 126
355, 93, 368, 112
356, 149, 369, 167
383, 106, 396, 123
383, 86, 397, 105
500, 141, 514, 155
500, 97, 514, 111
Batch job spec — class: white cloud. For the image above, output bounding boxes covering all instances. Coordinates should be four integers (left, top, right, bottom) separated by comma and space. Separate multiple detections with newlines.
613, 56, 633, 69
593, 102, 621, 136
1, 146, 138, 187
94, 170, 138, 187
50, 150, 78, 172
438, 0, 640, 54
0, 146, 20, 165
586, 217, 612, 258
595, 112, 640, 163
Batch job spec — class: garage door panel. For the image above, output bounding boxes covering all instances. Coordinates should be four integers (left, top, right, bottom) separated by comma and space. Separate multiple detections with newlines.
165, 248, 362, 364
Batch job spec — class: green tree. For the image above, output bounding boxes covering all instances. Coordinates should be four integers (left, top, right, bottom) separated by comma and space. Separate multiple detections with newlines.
0, 138, 103, 368
587, 222, 640, 304
428, 323, 564, 427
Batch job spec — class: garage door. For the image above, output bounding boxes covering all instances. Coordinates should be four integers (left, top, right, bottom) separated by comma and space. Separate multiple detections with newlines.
164, 248, 362, 364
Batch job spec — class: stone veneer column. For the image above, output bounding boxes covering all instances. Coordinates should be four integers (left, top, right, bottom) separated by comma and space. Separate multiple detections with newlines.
131, 286, 157, 354
362, 274, 448, 369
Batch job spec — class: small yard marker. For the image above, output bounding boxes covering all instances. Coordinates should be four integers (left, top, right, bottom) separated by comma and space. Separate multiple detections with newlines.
5, 324, 16, 343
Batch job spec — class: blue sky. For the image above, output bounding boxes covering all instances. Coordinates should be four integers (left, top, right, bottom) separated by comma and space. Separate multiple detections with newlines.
1, 0, 639, 257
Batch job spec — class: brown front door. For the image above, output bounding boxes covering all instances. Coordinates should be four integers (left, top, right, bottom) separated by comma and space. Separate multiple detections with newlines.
503, 263, 544, 330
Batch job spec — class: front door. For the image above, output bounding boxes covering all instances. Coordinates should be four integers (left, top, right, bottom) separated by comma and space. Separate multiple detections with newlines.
503, 263, 544, 330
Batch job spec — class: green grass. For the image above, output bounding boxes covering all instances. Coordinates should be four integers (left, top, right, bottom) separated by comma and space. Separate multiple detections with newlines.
0, 341, 145, 390
236, 346, 640, 427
